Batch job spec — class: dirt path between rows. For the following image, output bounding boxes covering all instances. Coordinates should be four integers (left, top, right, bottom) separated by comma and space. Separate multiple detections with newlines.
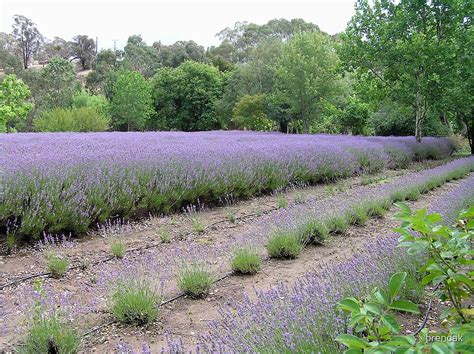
84, 176, 466, 352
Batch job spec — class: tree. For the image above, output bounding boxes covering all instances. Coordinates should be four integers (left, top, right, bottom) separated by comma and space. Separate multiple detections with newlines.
11, 15, 43, 69
110, 70, 154, 131
85, 49, 119, 96
274, 31, 340, 133
339, 98, 370, 135
0, 74, 32, 132
340, 0, 469, 142
39, 57, 80, 110
154, 40, 206, 67
152, 61, 224, 131
232, 94, 275, 131
69, 35, 95, 69
123, 35, 160, 77
39, 37, 70, 61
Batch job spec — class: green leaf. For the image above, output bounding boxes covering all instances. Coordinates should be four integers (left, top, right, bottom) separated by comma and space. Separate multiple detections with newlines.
374, 289, 389, 306
389, 272, 407, 299
364, 303, 382, 315
336, 334, 369, 349
381, 314, 401, 334
390, 300, 420, 314
338, 298, 360, 312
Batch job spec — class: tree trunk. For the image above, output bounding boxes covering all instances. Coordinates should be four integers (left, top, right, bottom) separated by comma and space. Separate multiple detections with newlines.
415, 91, 422, 142
302, 111, 308, 134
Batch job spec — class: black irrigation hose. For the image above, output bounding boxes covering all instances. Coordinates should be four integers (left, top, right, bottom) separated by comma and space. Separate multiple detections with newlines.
413, 283, 442, 336
81, 271, 234, 338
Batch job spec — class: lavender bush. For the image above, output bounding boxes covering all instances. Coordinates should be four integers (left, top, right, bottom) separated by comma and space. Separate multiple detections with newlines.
0, 132, 456, 241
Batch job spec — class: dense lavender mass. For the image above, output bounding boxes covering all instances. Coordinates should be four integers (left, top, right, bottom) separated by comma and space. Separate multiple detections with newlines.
0, 132, 456, 241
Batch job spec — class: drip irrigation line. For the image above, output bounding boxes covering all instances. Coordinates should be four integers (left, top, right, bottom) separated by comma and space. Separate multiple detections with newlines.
413, 283, 442, 336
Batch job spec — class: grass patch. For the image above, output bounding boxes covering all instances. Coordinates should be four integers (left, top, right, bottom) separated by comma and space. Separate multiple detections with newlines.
277, 195, 289, 209
347, 205, 369, 226
266, 230, 304, 259
177, 263, 213, 299
231, 248, 261, 275
46, 252, 68, 278
110, 280, 160, 326
326, 215, 349, 235
110, 241, 126, 259
191, 217, 205, 233
19, 315, 79, 354
299, 219, 329, 244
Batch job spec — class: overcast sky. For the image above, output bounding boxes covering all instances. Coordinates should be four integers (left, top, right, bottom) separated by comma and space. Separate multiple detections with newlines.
0, 0, 356, 50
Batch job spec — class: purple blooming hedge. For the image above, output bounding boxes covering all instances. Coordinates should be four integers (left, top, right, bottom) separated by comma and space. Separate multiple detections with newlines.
0, 132, 456, 241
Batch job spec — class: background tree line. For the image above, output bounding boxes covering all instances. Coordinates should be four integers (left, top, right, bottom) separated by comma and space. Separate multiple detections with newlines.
0, 1, 472, 153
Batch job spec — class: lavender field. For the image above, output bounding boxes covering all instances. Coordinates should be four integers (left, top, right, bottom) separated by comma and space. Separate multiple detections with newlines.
1, 131, 473, 353
0, 131, 456, 242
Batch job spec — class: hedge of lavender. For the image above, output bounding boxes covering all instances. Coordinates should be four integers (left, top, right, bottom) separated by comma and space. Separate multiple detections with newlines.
0, 132, 456, 241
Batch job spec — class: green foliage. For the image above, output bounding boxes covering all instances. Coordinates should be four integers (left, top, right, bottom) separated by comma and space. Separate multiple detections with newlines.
46, 252, 68, 278
336, 272, 420, 353
34, 107, 109, 132
19, 281, 79, 354
111, 70, 154, 131
123, 35, 160, 78
395, 204, 474, 324
177, 263, 213, 299
231, 248, 261, 275
39, 57, 80, 111
191, 217, 205, 233
152, 61, 224, 131
266, 230, 304, 259
110, 279, 160, 325
232, 94, 275, 131
326, 215, 349, 234
298, 219, 329, 244
70, 35, 95, 70
0, 74, 32, 132
72, 90, 110, 118
276, 195, 288, 209
274, 31, 341, 133
159, 228, 171, 243
110, 241, 126, 259
340, 0, 468, 141
338, 98, 370, 135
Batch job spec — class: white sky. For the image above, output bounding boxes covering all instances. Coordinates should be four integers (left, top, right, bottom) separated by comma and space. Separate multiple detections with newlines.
0, 0, 356, 50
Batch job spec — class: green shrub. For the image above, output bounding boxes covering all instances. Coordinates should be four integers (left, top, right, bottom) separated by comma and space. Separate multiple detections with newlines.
160, 228, 171, 243
72, 90, 110, 117
34, 107, 109, 132
326, 215, 349, 234
365, 200, 389, 218
231, 248, 261, 275
177, 264, 213, 298
46, 252, 68, 278
347, 205, 369, 226
191, 217, 205, 233
227, 211, 236, 223
19, 315, 79, 354
266, 230, 304, 259
277, 195, 288, 209
110, 241, 126, 259
110, 280, 160, 325
299, 220, 329, 244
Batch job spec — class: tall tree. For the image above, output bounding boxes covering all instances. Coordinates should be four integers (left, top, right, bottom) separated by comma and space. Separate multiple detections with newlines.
123, 35, 160, 77
111, 70, 154, 131
340, 0, 469, 142
274, 31, 340, 133
152, 61, 224, 131
11, 15, 43, 69
0, 74, 32, 132
69, 35, 96, 69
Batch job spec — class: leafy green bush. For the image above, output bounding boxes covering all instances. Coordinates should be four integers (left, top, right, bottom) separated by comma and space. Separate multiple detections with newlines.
46, 252, 68, 278
299, 219, 329, 244
266, 230, 304, 259
34, 107, 109, 132
110, 280, 160, 325
177, 263, 213, 298
231, 248, 261, 275
232, 94, 276, 131
336, 272, 420, 353
72, 90, 110, 117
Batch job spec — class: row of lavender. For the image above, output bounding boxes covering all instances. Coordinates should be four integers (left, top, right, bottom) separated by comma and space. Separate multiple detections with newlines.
167, 164, 474, 352
0, 132, 456, 241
